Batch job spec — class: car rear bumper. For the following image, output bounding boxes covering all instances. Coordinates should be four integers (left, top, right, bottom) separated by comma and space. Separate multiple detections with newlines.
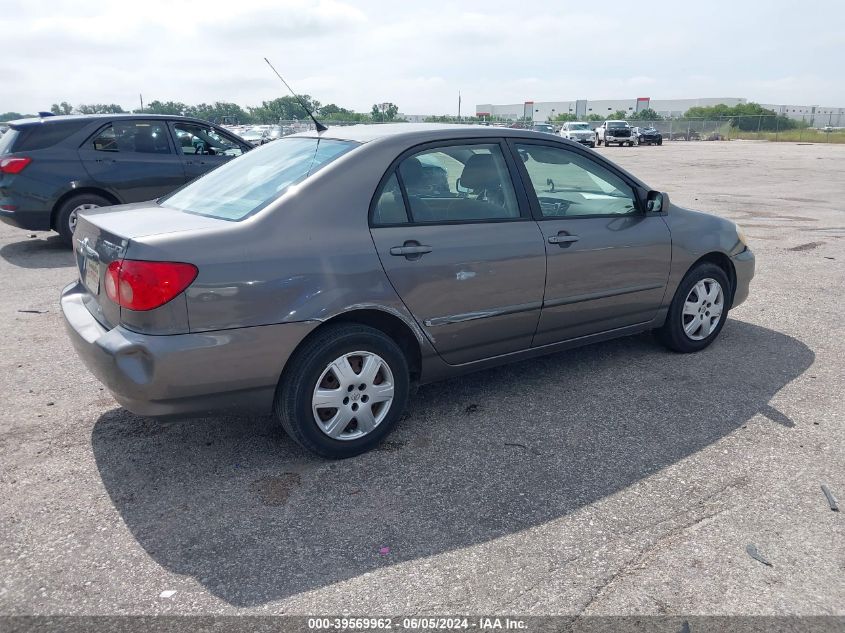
730, 247, 755, 308
61, 281, 318, 417
0, 208, 51, 230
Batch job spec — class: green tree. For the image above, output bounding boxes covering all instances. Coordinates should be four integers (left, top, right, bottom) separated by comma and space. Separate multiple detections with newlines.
77, 103, 126, 114
143, 100, 189, 116
0, 111, 35, 121
550, 113, 578, 123
371, 102, 399, 122
249, 95, 321, 123
319, 104, 370, 122
187, 102, 254, 124
629, 108, 662, 121
683, 102, 797, 131
609, 110, 628, 120
50, 102, 74, 115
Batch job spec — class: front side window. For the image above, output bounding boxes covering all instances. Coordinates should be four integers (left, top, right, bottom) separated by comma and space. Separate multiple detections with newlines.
172, 122, 244, 157
161, 137, 358, 220
515, 144, 637, 218
390, 143, 520, 223
91, 121, 171, 154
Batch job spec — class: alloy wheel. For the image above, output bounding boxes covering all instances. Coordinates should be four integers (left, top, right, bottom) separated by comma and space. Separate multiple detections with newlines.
311, 351, 395, 440
682, 278, 724, 341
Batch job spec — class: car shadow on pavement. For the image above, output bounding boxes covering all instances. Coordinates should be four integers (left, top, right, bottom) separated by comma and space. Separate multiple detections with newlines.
91, 320, 813, 607
0, 234, 74, 269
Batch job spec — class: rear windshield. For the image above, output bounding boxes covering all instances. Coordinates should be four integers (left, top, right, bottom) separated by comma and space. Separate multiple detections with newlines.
0, 129, 18, 154
11, 120, 90, 151
160, 137, 358, 221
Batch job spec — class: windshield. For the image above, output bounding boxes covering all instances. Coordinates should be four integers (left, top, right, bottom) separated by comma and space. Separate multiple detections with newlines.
242, 129, 264, 139
534, 124, 554, 131
161, 137, 358, 220
571, 123, 591, 130
607, 121, 628, 129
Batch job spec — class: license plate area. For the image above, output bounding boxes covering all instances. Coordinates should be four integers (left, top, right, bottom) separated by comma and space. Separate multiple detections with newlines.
84, 257, 101, 295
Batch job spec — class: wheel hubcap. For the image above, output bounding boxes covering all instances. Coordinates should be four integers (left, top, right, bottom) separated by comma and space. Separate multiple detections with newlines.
68, 203, 100, 233
682, 278, 724, 341
312, 351, 395, 440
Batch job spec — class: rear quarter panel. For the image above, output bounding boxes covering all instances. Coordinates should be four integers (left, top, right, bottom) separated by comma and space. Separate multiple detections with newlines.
127, 138, 437, 352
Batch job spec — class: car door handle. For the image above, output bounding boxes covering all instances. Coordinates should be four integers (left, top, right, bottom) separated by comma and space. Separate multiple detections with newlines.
389, 243, 433, 258
548, 234, 580, 245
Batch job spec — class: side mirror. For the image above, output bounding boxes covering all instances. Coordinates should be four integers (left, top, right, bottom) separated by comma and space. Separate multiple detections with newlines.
646, 190, 666, 213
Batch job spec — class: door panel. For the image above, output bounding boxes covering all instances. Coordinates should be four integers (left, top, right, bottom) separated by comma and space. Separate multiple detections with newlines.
78, 120, 185, 202
533, 215, 670, 345
371, 223, 546, 364
509, 141, 671, 346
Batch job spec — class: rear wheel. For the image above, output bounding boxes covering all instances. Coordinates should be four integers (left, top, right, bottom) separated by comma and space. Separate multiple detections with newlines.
275, 323, 410, 458
55, 193, 111, 245
656, 263, 730, 353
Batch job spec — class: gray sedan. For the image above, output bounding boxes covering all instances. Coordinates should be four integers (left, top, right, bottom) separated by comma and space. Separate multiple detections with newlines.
62, 124, 754, 458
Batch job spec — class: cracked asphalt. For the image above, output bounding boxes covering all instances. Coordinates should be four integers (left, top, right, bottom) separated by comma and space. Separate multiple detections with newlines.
1, 140, 843, 616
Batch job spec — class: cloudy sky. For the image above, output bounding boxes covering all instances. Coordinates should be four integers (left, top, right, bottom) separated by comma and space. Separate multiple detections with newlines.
3, 0, 844, 115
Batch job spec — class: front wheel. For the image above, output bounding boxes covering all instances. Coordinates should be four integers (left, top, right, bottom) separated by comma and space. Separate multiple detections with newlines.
275, 323, 410, 458
656, 263, 730, 353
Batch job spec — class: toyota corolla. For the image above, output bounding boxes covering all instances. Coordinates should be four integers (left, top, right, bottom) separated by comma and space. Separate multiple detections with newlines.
62, 124, 754, 458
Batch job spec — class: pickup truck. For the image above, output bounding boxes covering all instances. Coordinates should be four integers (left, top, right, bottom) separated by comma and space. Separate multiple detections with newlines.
596, 120, 634, 147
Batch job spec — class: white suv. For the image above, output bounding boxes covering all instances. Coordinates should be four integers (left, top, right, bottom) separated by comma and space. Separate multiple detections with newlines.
559, 122, 597, 148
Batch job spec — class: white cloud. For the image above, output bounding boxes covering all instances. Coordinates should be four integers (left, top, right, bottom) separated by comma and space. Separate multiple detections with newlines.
1, 0, 844, 116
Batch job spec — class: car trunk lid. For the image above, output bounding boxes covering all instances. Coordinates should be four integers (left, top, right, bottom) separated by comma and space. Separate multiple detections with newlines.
72, 203, 225, 330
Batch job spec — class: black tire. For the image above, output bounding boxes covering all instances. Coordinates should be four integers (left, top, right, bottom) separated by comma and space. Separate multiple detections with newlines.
657, 139, 663, 146
54, 193, 111, 245
628, 141, 634, 147
589, 142, 595, 148
656, 263, 731, 353
275, 323, 410, 458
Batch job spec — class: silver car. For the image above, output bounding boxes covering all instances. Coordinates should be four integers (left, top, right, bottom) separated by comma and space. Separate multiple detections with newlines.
62, 124, 754, 458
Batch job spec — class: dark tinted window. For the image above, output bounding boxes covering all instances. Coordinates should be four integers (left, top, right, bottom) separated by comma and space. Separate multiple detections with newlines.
91, 121, 172, 154
11, 120, 90, 151
396, 144, 520, 223
372, 172, 408, 225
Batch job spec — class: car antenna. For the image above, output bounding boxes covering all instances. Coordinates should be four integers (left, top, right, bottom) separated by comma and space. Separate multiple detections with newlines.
263, 57, 327, 132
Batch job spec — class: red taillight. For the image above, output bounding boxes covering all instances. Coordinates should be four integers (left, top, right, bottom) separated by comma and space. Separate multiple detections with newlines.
105, 260, 198, 311
0, 156, 32, 174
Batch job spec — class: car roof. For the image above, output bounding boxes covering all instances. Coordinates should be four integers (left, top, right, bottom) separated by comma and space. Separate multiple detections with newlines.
8, 113, 216, 128
293, 122, 565, 144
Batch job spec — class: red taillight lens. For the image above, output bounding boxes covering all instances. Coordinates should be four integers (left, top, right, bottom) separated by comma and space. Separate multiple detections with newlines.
0, 156, 32, 174
105, 260, 198, 311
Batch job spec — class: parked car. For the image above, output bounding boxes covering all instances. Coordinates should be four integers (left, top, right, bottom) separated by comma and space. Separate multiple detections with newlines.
240, 127, 269, 146
633, 126, 663, 146
595, 120, 634, 146
62, 124, 754, 458
531, 123, 556, 135
0, 114, 252, 243
559, 121, 597, 147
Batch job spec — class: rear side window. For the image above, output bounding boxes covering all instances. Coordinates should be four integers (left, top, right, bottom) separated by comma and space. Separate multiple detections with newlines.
8, 121, 89, 152
392, 143, 520, 224
372, 173, 408, 224
90, 121, 172, 154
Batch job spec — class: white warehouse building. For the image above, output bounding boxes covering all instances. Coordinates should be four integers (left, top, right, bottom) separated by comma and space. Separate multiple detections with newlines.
475, 97, 844, 126
475, 97, 747, 121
